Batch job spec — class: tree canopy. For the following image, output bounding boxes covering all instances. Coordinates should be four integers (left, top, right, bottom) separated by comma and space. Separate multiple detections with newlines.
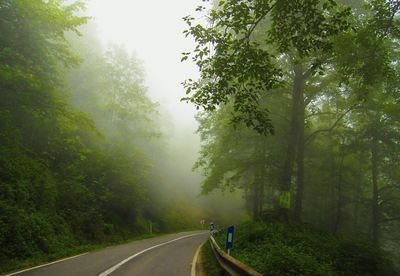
186, 0, 400, 266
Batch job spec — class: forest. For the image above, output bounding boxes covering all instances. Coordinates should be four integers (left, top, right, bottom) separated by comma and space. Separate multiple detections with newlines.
0, 0, 246, 272
0, 0, 399, 275
183, 0, 400, 273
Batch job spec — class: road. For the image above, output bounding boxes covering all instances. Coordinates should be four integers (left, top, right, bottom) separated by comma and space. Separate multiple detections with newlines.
7, 231, 208, 276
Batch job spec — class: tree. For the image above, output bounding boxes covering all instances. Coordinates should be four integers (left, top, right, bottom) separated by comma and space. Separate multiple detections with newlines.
190, 0, 400, 251
0, 0, 93, 263
183, 0, 350, 133
183, 0, 351, 218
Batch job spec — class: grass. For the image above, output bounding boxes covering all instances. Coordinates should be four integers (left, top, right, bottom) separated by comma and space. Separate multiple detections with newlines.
199, 240, 228, 276
213, 220, 396, 276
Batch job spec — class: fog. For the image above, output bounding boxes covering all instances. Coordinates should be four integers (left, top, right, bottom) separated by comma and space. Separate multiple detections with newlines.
87, 0, 201, 128
84, 0, 247, 226
1, 1, 400, 273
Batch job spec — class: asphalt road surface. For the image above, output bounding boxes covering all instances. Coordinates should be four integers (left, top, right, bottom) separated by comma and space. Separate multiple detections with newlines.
7, 231, 208, 276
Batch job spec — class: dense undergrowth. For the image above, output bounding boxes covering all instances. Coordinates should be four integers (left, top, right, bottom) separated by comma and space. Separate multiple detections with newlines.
200, 240, 227, 276
214, 220, 396, 276
0, 1, 208, 273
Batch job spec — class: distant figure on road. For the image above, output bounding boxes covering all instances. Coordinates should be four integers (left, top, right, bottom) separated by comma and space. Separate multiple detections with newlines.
210, 222, 215, 235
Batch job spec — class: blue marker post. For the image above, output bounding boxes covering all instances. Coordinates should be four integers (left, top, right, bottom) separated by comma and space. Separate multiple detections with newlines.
226, 225, 234, 255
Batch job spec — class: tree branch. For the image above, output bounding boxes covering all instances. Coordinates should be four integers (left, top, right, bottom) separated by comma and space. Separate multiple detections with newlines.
379, 197, 400, 206
244, 2, 277, 41
306, 111, 336, 119
380, 216, 400, 224
305, 104, 358, 145
378, 185, 400, 193
303, 62, 321, 79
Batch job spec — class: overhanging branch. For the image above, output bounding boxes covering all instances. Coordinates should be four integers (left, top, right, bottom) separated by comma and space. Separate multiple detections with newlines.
305, 104, 358, 145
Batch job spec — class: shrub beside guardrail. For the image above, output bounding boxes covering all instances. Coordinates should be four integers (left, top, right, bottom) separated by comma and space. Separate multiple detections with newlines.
209, 235, 262, 276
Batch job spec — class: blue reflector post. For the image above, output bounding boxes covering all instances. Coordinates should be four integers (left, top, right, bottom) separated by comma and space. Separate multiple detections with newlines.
226, 225, 234, 250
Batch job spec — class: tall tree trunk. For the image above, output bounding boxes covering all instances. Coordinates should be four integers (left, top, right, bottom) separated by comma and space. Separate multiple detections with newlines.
244, 178, 252, 215
279, 63, 305, 218
252, 172, 260, 220
294, 87, 305, 219
353, 185, 361, 235
258, 180, 264, 219
333, 151, 345, 234
258, 174, 264, 218
371, 134, 379, 244
259, 139, 267, 217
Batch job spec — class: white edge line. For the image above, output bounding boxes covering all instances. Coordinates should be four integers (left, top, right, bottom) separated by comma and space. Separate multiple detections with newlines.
98, 233, 205, 276
5, 252, 88, 276
191, 241, 205, 276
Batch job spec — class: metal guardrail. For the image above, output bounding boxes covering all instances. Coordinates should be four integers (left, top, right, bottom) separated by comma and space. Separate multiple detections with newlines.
210, 235, 262, 276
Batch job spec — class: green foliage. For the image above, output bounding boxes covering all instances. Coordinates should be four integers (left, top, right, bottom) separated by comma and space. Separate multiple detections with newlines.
200, 240, 227, 276
0, 1, 91, 268
215, 221, 396, 275
183, 0, 351, 135
192, 0, 400, 268
0, 0, 204, 272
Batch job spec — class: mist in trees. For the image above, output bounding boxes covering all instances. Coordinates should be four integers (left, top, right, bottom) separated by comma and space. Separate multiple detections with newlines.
0, 1, 244, 271
1, 0, 399, 274
184, 0, 400, 270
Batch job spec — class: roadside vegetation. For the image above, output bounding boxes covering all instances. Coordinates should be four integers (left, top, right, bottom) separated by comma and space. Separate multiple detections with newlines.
214, 220, 396, 275
1, 0, 400, 274
199, 241, 227, 276
185, 0, 400, 272
0, 1, 242, 273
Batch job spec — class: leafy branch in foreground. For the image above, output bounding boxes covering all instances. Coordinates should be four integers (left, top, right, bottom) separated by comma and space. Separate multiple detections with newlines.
182, 0, 351, 135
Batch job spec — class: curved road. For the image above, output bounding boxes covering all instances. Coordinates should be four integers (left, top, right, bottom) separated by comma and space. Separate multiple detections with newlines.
7, 231, 208, 276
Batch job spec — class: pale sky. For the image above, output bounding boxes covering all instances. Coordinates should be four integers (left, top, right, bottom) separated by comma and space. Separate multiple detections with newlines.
87, 0, 206, 129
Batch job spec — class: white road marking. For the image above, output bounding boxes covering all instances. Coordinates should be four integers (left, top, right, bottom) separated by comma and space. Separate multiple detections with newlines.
191, 241, 205, 276
5, 253, 88, 276
98, 232, 206, 276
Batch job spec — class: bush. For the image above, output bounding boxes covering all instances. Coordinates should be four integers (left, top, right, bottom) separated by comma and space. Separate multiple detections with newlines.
200, 241, 227, 276
214, 221, 396, 275
333, 239, 396, 275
